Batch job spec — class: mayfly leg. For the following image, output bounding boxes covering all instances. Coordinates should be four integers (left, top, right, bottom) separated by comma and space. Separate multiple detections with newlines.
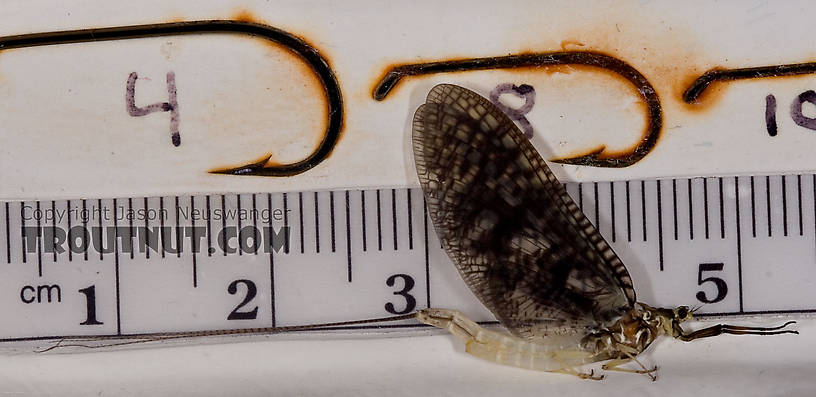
36, 337, 163, 353
601, 356, 658, 381
548, 367, 604, 381
677, 320, 798, 341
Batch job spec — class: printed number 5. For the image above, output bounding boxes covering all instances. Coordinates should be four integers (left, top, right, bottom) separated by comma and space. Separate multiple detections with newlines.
696, 263, 728, 304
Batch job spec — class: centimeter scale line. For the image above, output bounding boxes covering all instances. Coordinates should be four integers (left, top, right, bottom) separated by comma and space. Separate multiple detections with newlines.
0, 175, 814, 342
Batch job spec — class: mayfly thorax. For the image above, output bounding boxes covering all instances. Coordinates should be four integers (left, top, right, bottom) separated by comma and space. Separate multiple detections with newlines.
410, 83, 797, 380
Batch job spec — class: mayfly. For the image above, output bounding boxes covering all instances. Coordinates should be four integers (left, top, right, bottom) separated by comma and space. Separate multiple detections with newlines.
410, 83, 797, 380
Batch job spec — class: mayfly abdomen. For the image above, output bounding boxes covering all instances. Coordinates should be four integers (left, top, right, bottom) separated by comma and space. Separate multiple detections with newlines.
417, 309, 595, 371
465, 332, 599, 372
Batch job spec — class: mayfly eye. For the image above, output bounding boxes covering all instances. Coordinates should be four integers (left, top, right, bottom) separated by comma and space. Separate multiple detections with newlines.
676, 306, 690, 319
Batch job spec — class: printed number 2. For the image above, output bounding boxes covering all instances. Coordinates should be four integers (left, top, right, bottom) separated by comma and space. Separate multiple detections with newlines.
227, 279, 259, 320
696, 263, 728, 303
385, 274, 416, 315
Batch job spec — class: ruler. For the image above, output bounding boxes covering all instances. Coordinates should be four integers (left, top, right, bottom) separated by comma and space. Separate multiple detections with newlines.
1, 174, 814, 344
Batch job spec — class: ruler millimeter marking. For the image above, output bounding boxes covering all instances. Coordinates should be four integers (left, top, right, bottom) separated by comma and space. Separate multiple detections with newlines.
0, 174, 815, 343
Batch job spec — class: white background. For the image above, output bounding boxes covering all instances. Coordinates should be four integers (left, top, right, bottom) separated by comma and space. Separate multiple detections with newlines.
4, 0, 816, 198
1, 0, 816, 395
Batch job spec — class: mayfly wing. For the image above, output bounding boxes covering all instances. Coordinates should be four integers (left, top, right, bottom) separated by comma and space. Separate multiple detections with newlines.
413, 84, 636, 340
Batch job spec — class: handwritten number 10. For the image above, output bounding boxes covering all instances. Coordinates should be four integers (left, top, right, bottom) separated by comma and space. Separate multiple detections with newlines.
765, 91, 816, 136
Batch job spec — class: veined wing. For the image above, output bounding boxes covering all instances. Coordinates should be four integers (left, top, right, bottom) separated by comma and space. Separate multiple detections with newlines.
413, 84, 635, 340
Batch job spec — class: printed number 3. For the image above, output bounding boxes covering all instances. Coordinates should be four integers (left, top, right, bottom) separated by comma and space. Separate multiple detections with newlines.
696, 263, 728, 304
385, 274, 416, 315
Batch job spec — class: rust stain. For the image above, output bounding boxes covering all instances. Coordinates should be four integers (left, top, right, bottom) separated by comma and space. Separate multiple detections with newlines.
228, 8, 332, 63
165, 15, 187, 24
559, 40, 586, 51
227, 8, 339, 123
547, 19, 816, 115
550, 22, 713, 113
371, 12, 746, 166
367, 10, 727, 166
676, 68, 729, 114
226, 9, 335, 90
232, 9, 258, 23
504, 12, 718, 109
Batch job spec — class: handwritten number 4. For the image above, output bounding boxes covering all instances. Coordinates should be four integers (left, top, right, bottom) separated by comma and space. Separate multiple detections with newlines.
126, 71, 181, 147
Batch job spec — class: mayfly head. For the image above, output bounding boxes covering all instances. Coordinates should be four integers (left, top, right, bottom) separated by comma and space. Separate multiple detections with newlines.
672, 306, 693, 323
672, 306, 694, 323
637, 302, 797, 342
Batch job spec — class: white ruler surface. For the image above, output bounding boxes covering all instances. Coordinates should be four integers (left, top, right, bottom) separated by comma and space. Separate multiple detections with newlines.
0, 174, 813, 343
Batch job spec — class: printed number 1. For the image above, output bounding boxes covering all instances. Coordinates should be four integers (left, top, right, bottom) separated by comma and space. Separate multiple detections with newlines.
78, 285, 103, 325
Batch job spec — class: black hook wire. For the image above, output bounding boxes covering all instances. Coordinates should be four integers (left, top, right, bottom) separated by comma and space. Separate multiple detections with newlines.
0, 20, 344, 177
373, 51, 663, 168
